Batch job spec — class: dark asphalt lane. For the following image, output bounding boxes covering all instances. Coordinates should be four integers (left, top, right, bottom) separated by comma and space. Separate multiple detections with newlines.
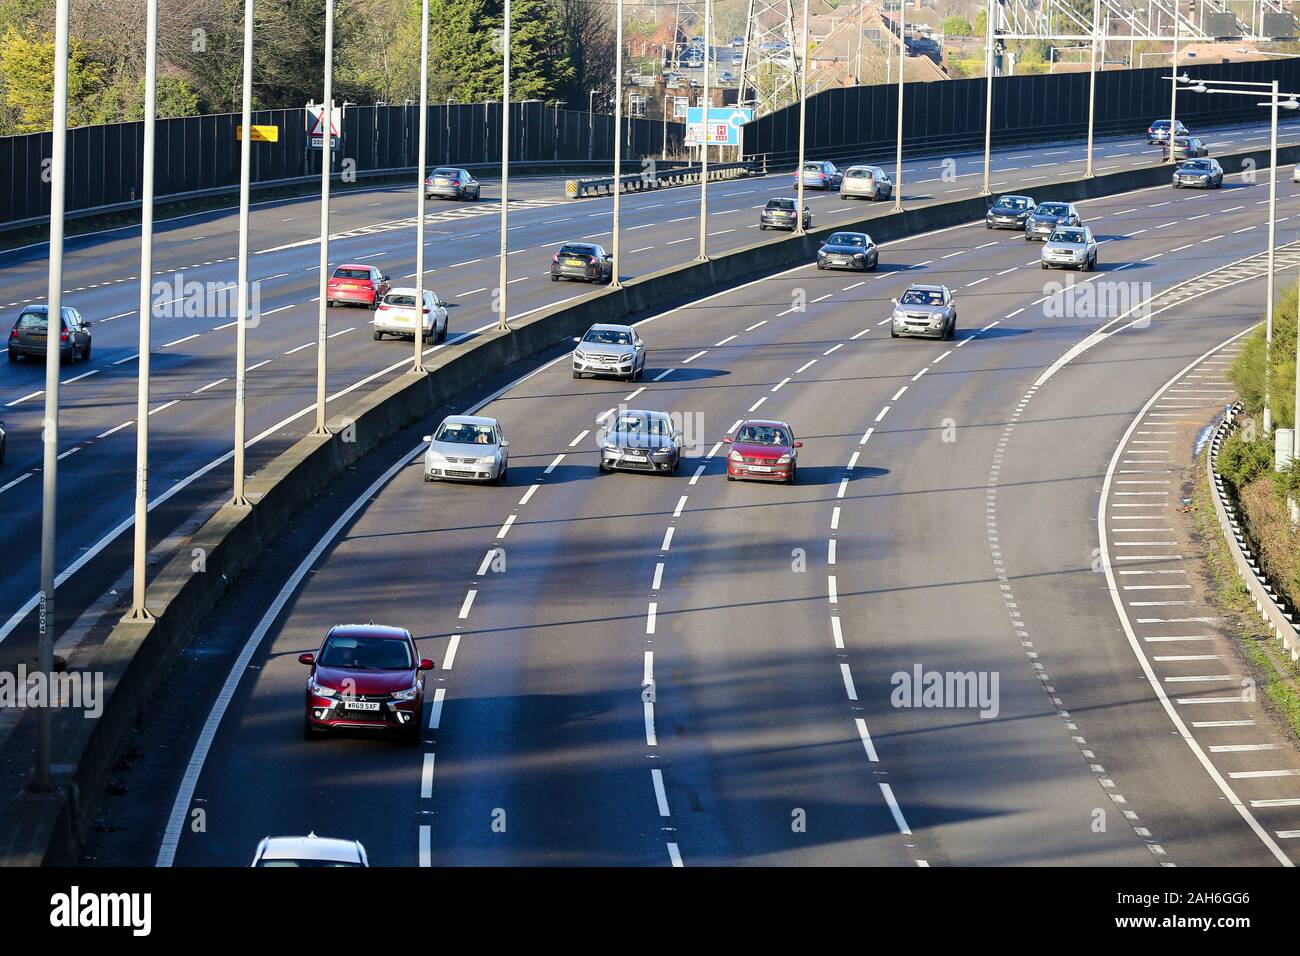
89, 167, 1300, 867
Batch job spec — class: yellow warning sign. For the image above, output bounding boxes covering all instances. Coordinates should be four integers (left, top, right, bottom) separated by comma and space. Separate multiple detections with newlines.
236, 125, 279, 142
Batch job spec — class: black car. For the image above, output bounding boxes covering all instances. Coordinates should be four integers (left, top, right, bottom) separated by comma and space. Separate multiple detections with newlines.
424, 167, 480, 200
1024, 202, 1081, 241
1172, 158, 1224, 189
597, 409, 682, 475
7, 305, 92, 364
550, 242, 614, 284
1147, 118, 1188, 145
760, 198, 811, 231
985, 194, 1035, 230
817, 231, 878, 271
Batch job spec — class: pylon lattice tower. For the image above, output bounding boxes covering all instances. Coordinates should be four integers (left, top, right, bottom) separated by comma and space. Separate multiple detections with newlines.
738, 0, 798, 115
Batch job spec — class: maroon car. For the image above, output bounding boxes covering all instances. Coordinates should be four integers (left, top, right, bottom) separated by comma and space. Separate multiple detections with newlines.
300, 624, 433, 742
326, 264, 390, 309
724, 419, 802, 484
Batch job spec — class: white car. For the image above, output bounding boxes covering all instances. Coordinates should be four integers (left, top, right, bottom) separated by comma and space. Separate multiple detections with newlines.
251, 833, 369, 867
1292, 162, 1300, 183
1041, 225, 1098, 271
373, 288, 447, 343
423, 415, 509, 484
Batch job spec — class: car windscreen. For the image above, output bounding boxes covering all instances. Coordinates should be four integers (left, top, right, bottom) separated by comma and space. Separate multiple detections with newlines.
1035, 204, 1068, 216
1051, 229, 1086, 243
332, 267, 370, 279
319, 635, 413, 669
736, 425, 790, 446
826, 234, 865, 247
1182, 160, 1210, 170
559, 245, 595, 256
435, 422, 497, 444
900, 289, 944, 306
256, 860, 364, 867
997, 197, 1031, 210
767, 199, 795, 210
614, 414, 670, 437
583, 329, 633, 345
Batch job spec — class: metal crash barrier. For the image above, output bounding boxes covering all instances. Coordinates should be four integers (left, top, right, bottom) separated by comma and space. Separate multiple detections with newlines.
565, 161, 759, 198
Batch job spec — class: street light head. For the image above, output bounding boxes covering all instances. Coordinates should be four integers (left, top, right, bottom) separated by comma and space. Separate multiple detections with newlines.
1283, 99, 1300, 110
1191, 84, 1207, 93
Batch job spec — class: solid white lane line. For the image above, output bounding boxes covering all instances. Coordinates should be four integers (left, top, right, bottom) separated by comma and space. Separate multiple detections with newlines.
652, 562, 664, 590
840, 663, 858, 701
442, 634, 460, 670
193, 378, 227, 394
96, 421, 134, 439
667, 843, 683, 867
880, 783, 912, 835
646, 603, 657, 634
570, 430, 589, 446
661, 527, 674, 551
518, 484, 538, 505
497, 515, 516, 538
545, 454, 564, 473
421, 754, 436, 797
651, 768, 671, 816
428, 688, 446, 729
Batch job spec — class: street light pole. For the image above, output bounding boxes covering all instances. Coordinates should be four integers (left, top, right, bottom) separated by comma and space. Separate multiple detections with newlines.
893, 0, 905, 212
498, 0, 511, 331
313, 0, 335, 433
981, 0, 995, 195
1167, 10, 1178, 164
1264, 80, 1278, 433
128, 0, 159, 622
697, 0, 711, 260
412, 0, 429, 369
1085, 0, 1100, 177
795, 0, 809, 235
589, 89, 596, 161
612, 0, 624, 287
34, 0, 71, 793
855, 0, 865, 84
231, 0, 254, 508
663, 94, 670, 159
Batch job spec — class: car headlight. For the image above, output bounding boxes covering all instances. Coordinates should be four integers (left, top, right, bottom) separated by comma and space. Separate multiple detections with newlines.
426, 450, 445, 462
853, 252, 865, 259
390, 686, 419, 702
620, 353, 633, 362
728, 450, 743, 462
309, 678, 336, 698
477, 455, 496, 464
574, 350, 587, 360
776, 454, 791, 464
652, 448, 673, 457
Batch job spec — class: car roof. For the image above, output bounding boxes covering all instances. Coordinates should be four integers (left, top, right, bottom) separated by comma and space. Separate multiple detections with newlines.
257, 834, 366, 863
616, 408, 671, 420
905, 283, 947, 292
384, 286, 431, 296
336, 263, 374, 270
326, 624, 412, 641
587, 323, 634, 333
996, 194, 1032, 201
739, 419, 792, 429
440, 414, 500, 427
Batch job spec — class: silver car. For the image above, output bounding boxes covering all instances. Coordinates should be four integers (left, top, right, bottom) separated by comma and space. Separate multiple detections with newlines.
890, 284, 957, 340
573, 324, 646, 381
251, 833, 369, 867
424, 167, 480, 200
598, 409, 681, 475
1024, 202, 1081, 240
840, 165, 893, 201
1041, 226, 1098, 271
423, 415, 509, 484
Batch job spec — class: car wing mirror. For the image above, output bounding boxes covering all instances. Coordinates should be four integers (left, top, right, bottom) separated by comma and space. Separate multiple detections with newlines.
422, 435, 433, 443
298, 653, 316, 665
891, 297, 898, 305
499, 439, 510, 448
419, 658, 436, 671
722, 436, 733, 443
794, 441, 803, 448
382, 274, 391, 282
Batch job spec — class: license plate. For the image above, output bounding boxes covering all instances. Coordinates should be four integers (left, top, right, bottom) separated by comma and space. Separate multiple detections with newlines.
831, 257, 846, 264
624, 455, 647, 462
436, 179, 451, 185
750, 465, 772, 473
566, 258, 584, 266
344, 700, 380, 711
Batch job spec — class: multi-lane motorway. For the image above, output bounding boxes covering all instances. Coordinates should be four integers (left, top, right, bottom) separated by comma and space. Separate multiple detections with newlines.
5, 116, 1300, 867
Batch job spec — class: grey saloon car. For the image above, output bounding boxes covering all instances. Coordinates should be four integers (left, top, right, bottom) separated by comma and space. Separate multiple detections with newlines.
1024, 202, 1081, 240
1172, 158, 1223, 189
424, 167, 480, 200
760, 198, 811, 231
573, 324, 646, 381
890, 284, 957, 340
423, 415, 509, 484
598, 409, 681, 475
1040, 226, 1098, 271
7, 305, 92, 364
817, 232, 878, 271
551, 242, 614, 283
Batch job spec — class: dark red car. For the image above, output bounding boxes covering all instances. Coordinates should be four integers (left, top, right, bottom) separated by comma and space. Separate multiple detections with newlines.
300, 624, 433, 743
325, 264, 390, 309
724, 419, 802, 484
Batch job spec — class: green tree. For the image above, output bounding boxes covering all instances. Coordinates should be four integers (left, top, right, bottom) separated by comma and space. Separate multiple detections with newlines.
942, 15, 972, 37
0, 29, 107, 132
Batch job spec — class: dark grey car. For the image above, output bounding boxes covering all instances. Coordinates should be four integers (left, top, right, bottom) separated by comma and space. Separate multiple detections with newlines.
760, 198, 811, 231
424, 167, 480, 200
1024, 202, 1081, 241
598, 409, 681, 475
551, 242, 614, 283
817, 232, 878, 271
985, 194, 1035, 230
7, 305, 92, 364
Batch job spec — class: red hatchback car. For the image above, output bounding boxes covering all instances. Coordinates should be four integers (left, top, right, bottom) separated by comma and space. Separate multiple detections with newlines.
300, 624, 433, 743
725, 419, 802, 484
326, 264, 390, 309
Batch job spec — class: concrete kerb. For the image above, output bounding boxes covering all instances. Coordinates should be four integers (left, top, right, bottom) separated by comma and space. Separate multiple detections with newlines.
2, 140, 1294, 866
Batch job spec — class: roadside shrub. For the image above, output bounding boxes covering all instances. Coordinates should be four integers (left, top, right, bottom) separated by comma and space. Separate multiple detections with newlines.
1218, 428, 1274, 489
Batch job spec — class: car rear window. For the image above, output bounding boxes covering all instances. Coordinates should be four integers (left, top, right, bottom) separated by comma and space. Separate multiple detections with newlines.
845, 167, 872, 178
559, 244, 595, 256
431, 168, 458, 177
767, 199, 795, 210
17, 311, 48, 330
333, 267, 370, 279
384, 293, 418, 306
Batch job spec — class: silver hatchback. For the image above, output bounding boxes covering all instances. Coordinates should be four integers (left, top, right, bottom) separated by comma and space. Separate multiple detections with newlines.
1040, 226, 1098, 271
890, 284, 956, 340
423, 416, 509, 484
840, 165, 893, 201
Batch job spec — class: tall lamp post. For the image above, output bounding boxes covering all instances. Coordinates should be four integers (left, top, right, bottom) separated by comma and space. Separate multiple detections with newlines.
1178, 75, 1297, 436
314, 0, 335, 431
612, 0, 624, 287
795, 0, 809, 235
498, 0, 511, 331
1084, 0, 1101, 177
231, 0, 255, 507
412, 0, 430, 369
697, 0, 711, 260
892, 0, 906, 212
980, 0, 996, 195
